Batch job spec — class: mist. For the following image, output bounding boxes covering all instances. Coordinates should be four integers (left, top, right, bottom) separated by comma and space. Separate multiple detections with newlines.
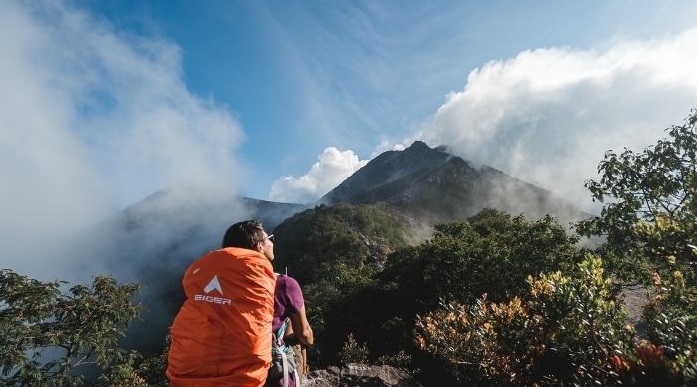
0, 1, 247, 282
421, 28, 697, 214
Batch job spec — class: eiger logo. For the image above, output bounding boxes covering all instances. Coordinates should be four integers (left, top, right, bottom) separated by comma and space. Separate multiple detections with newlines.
203, 275, 223, 295
194, 275, 232, 305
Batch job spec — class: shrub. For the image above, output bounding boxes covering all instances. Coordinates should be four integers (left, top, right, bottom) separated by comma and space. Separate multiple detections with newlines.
338, 333, 369, 365
640, 270, 697, 384
415, 255, 635, 386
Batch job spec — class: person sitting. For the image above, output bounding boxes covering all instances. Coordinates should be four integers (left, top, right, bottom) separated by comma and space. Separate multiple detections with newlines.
167, 220, 277, 387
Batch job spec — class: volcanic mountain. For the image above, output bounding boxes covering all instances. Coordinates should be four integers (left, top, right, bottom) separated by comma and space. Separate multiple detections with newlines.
320, 141, 587, 225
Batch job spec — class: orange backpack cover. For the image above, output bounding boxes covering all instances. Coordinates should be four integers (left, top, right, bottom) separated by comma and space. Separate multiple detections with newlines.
167, 247, 276, 387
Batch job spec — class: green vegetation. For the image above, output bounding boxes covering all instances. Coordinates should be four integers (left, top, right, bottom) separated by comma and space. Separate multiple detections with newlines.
0, 270, 166, 386
272, 203, 414, 365
1, 109, 695, 386
416, 255, 635, 386
576, 109, 697, 285
312, 208, 581, 384
414, 109, 697, 385
273, 202, 413, 284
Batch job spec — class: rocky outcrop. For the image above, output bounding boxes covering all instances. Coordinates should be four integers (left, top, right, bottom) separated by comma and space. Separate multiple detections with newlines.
302, 364, 423, 387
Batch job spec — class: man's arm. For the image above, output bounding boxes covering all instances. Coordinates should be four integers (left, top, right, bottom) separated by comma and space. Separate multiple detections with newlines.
287, 305, 313, 347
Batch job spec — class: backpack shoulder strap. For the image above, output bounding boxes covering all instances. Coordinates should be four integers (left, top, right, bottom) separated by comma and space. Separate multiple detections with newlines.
276, 318, 289, 343
273, 318, 299, 387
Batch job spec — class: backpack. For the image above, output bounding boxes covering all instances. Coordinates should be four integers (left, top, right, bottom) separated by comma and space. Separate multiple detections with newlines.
168, 248, 276, 386
268, 319, 301, 387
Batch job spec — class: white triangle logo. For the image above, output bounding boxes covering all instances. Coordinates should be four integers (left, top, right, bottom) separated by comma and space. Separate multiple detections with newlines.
203, 275, 223, 295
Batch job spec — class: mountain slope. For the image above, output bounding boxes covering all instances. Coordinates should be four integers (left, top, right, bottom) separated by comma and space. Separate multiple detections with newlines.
320, 141, 588, 225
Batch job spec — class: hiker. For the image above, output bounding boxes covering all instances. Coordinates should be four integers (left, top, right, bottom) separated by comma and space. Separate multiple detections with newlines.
167, 220, 277, 387
265, 273, 314, 387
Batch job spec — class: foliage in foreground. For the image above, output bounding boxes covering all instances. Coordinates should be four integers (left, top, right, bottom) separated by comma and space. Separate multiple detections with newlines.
415, 255, 694, 386
0, 270, 166, 386
641, 269, 697, 383
576, 109, 697, 284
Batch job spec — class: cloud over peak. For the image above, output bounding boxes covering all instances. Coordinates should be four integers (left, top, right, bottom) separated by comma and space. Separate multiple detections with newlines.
269, 147, 368, 203
422, 28, 697, 212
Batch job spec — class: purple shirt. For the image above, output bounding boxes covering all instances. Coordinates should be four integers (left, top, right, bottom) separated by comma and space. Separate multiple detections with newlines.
266, 275, 305, 387
272, 274, 305, 332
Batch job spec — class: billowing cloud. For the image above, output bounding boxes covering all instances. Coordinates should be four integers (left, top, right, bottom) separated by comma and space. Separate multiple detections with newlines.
269, 147, 368, 203
421, 28, 697, 213
0, 1, 245, 279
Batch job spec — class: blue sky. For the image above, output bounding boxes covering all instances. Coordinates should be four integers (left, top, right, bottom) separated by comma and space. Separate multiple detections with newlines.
76, 0, 696, 204
2, 0, 697, 276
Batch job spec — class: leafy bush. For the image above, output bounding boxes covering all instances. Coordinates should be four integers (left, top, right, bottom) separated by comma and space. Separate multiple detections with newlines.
415, 255, 635, 386
375, 350, 413, 374
640, 270, 697, 384
338, 333, 369, 365
0, 269, 154, 386
577, 109, 697, 284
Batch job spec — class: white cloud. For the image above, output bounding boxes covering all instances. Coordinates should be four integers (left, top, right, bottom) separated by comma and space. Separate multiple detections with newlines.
420, 28, 697, 213
0, 1, 245, 279
269, 147, 368, 203
370, 138, 408, 158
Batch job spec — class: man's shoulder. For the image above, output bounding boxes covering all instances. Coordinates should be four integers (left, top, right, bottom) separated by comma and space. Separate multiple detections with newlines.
277, 274, 302, 293
277, 273, 299, 283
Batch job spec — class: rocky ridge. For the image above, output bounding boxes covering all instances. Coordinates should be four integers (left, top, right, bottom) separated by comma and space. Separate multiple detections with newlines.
302, 364, 423, 387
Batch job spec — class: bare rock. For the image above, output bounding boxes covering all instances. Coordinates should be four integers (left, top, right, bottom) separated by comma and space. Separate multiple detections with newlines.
302, 363, 422, 387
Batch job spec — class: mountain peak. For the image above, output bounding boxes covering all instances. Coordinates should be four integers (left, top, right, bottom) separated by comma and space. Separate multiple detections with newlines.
403, 140, 448, 155
405, 140, 430, 150
319, 141, 587, 225
319, 141, 455, 205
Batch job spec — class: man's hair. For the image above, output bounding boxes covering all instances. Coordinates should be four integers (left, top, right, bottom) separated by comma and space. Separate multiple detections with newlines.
222, 220, 266, 249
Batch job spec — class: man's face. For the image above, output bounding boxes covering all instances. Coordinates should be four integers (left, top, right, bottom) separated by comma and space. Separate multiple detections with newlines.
257, 232, 275, 261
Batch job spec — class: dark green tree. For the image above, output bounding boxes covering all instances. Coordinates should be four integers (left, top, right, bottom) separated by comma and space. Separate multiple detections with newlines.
0, 269, 153, 386
575, 108, 697, 384
576, 109, 697, 284
382, 209, 580, 312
